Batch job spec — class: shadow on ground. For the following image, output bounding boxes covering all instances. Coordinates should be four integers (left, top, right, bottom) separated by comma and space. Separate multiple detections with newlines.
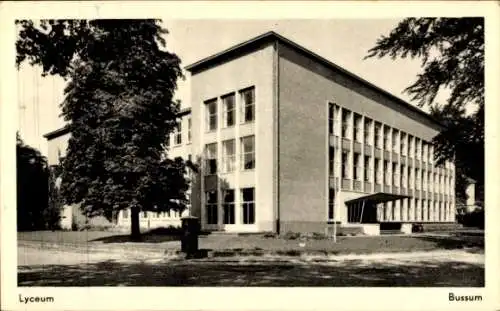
18, 259, 484, 287
414, 234, 484, 250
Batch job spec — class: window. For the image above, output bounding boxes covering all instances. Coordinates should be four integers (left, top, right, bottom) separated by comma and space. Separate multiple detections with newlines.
240, 87, 255, 123
341, 109, 351, 138
187, 117, 192, 143
354, 114, 362, 142
409, 167, 414, 189
174, 121, 182, 145
422, 143, 428, 162
328, 103, 334, 135
342, 151, 349, 179
364, 155, 371, 182
429, 145, 433, 163
329, 147, 335, 176
222, 94, 235, 127
241, 135, 255, 170
392, 130, 399, 153
384, 160, 390, 185
142, 211, 147, 218
393, 162, 399, 186
328, 188, 335, 220
408, 135, 414, 157
223, 189, 235, 224
428, 172, 432, 191
364, 118, 372, 145
415, 138, 421, 159
205, 143, 217, 175
400, 132, 407, 156
415, 168, 420, 189
384, 127, 391, 151
205, 99, 217, 131
222, 139, 236, 173
400, 164, 405, 187
241, 188, 255, 224
421, 199, 426, 221
122, 209, 128, 219
422, 169, 427, 189
375, 158, 382, 184
434, 173, 438, 192
375, 122, 382, 148
427, 200, 432, 221
353, 152, 361, 181
205, 191, 218, 224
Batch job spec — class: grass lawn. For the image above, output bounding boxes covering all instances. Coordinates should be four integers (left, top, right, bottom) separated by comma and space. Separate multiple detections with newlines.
18, 230, 483, 255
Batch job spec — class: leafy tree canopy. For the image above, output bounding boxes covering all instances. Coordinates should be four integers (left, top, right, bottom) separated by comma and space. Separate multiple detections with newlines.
366, 18, 484, 201
16, 19, 190, 238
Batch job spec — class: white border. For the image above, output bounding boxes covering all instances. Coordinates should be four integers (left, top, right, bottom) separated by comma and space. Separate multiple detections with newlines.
1, 2, 499, 311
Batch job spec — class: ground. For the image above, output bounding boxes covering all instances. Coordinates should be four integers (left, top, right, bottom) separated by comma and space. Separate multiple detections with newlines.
17, 230, 484, 286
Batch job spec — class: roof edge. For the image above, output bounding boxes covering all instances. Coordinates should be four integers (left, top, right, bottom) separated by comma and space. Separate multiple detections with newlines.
185, 31, 444, 129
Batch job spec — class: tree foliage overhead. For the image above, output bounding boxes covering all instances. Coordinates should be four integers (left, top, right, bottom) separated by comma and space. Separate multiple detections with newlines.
366, 18, 484, 201
16, 19, 190, 238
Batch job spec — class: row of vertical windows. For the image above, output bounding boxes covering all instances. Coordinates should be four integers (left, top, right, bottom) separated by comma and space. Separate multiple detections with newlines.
205, 87, 255, 132
378, 200, 454, 222
328, 103, 442, 164
122, 210, 181, 219
205, 135, 255, 175
205, 188, 255, 225
330, 150, 453, 194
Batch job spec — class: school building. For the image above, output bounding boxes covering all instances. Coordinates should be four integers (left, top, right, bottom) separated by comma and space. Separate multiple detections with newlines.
44, 31, 456, 235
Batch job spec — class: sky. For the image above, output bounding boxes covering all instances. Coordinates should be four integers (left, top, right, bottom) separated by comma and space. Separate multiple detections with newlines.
17, 19, 427, 156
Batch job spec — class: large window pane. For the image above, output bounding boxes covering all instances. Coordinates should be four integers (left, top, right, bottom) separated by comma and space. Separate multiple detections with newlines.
205, 99, 217, 131
205, 143, 217, 175
223, 189, 235, 224
205, 191, 218, 224
241, 135, 255, 170
222, 139, 236, 173
222, 94, 235, 127
240, 88, 255, 123
241, 188, 255, 224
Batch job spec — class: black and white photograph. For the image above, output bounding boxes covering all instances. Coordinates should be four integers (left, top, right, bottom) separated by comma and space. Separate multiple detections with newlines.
1, 1, 498, 311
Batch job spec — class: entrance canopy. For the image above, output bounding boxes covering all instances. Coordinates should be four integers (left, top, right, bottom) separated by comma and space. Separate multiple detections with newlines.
345, 192, 410, 205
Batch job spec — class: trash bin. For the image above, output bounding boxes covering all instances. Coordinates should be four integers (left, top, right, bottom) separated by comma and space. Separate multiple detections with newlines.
181, 216, 200, 255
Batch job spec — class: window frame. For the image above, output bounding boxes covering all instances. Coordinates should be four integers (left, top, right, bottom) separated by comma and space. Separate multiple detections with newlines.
241, 187, 255, 224
205, 190, 218, 225
223, 189, 235, 224
222, 139, 236, 173
240, 135, 255, 171
222, 93, 236, 128
205, 99, 218, 132
240, 87, 255, 124
205, 143, 218, 175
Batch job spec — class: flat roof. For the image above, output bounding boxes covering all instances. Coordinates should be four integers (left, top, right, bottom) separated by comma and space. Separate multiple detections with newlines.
44, 108, 192, 140
185, 31, 443, 128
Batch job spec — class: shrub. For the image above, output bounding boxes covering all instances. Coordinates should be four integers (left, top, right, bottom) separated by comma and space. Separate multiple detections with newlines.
282, 231, 300, 240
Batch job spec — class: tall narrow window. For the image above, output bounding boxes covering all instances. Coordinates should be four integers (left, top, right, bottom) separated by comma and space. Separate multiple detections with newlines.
422, 169, 427, 189
241, 135, 255, 170
416, 138, 421, 160
205, 191, 218, 224
354, 114, 362, 142
222, 94, 235, 127
429, 145, 434, 163
364, 155, 371, 182
407, 166, 412, 189
205, 99, 217, 131
393, 162, 399, 186
222, 139, 236, 173
392, 130, 399, 153
415, 168, 420, 189
240, 87, 255, 123
241, 188, 255, 224
428, 171, 432, 191
205, 143, 217, 175
329, 147, 335, 176
384, 160, 390, 185
408, 135, 414, 157
187, 117, 192, 143
328, 103, 334, 135
174, 121, 182, 145
384, 127, 391, 151
341, 109, 351, 138
422, 142, 428, 162
375, 158, 382, 184
421, 199, 426, 221
375, 122, 382, 149
353, 153, 361, 181
364, 118, 372, 145
328, 188, 335, 220
400, 164, 405, 187
400, 132, 407, 156
342, 151, 349, 179
223, 189, 235, 224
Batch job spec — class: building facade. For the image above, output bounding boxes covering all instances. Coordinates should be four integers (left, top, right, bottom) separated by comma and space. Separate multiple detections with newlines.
44, 31, 456, 235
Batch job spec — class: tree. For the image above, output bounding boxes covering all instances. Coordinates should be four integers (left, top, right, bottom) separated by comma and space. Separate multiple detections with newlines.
366, 18, 484, 202
17, 133, 61, 231
16, 19, 190, 240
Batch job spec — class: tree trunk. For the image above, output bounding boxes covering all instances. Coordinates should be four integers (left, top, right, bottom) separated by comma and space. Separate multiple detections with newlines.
130, 206, 141, 241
